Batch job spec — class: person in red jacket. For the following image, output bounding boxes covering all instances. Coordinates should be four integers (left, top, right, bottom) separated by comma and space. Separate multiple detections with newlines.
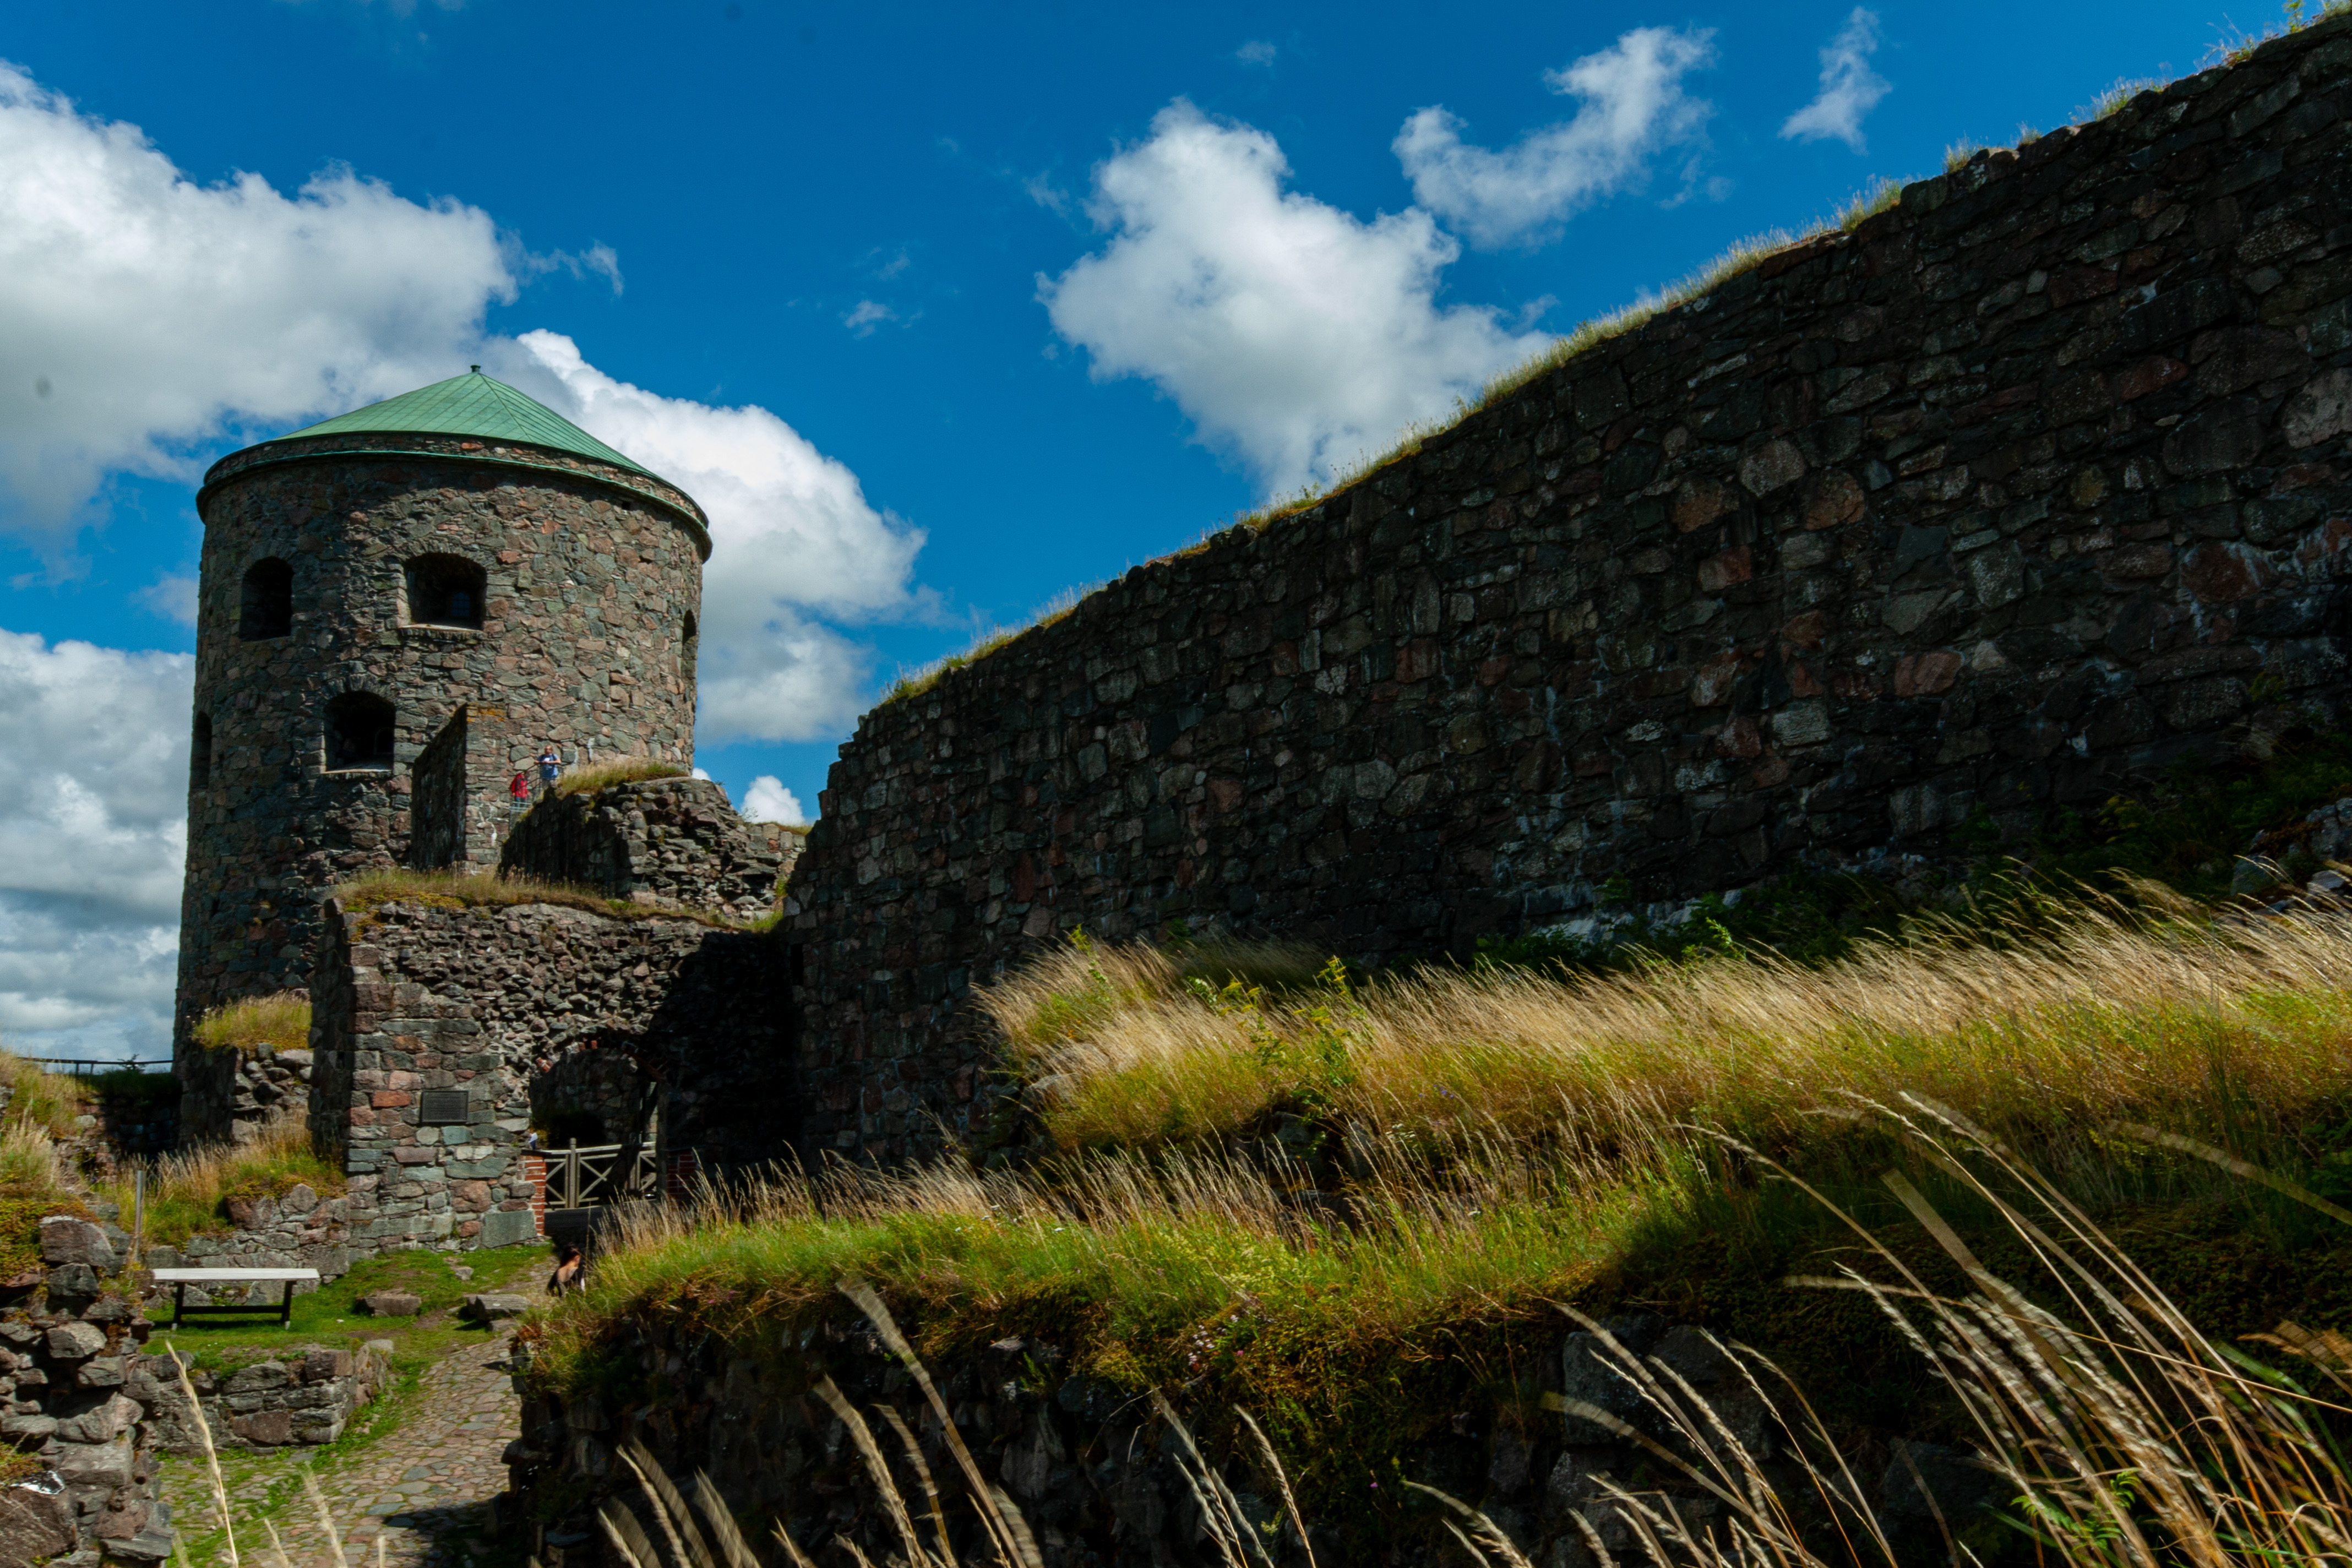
509, 770, 531, 812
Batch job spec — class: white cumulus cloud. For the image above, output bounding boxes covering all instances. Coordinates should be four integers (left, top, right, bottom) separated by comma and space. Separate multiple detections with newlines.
1040, 101, 1549, 498
1781, 9, 1891, 152
0, 56, 925, 749
1394, 27, 1717, 251
0, 59, 513, 538
0, 630, 192, 1060
498, 330, 927, 743
740, 776, 807, 825
0, 59, 941, 1052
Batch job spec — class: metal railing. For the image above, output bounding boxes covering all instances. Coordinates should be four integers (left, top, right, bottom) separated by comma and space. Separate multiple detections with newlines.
15, 1057, 170, 1077
542, 1141, 662, 1209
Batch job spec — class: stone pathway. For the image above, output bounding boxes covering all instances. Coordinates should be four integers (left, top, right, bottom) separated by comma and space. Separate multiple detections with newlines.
167, 1338, 520, 1567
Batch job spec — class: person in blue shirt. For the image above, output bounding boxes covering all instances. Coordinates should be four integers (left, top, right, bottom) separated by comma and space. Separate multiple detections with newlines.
537, 745, 562, 794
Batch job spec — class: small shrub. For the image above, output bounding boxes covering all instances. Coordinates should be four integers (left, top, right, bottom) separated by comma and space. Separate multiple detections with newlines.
192, 991, 311, 1055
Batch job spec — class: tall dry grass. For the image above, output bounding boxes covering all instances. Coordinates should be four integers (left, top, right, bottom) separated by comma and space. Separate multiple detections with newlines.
104, 1120, 343, 1250
574, 1107, 2352, 1568
987, 901, 2352, 1168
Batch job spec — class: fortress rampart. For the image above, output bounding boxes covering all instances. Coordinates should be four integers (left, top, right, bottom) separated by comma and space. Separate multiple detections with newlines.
786, 19, 2352, 1163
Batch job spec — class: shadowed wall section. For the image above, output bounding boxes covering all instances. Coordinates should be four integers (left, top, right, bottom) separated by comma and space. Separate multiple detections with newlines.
787, 18, 2352, 1163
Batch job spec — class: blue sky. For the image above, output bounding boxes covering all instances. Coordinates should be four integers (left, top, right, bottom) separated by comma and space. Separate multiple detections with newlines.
0, 0, 2260, 1054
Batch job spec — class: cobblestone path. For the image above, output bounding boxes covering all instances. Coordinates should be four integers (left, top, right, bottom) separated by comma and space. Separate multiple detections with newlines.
167, 1338, 520, 1567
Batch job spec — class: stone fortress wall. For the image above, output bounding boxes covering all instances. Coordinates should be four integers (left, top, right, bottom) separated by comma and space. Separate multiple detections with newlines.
175, 425, 709, 1084
786, 16, 2352, 1163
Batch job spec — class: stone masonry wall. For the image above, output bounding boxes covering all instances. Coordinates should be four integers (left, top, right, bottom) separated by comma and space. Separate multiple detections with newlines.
307, 896, 790, 1251
500, 776, 802, 914
145, 1343, 387, 1454
787, 18, 2352, 1162
177, 1041, 312, 1147
0, 1218, 177, 1564
507, 1308, 1988, 1568
177, 432, 707, 1077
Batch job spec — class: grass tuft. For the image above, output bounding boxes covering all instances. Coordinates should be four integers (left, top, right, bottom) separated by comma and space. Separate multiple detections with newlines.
2075, 75, 2165, 122
104, 1121, 345, 1252
881, 586, 1101, 706
192, 992, 311, 1056
549, 755, 692, 799
333, 868, 749, 928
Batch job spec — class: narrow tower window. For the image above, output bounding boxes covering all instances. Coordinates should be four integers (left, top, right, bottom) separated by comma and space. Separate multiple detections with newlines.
191, 714, 212, 791
238, 558, 293, 640
405, 553, 486, 629
680, 610, 699, 681
324, 693, 396, 773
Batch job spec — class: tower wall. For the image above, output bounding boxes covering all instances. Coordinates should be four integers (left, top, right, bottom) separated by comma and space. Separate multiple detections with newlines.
176, 433, 707, 1103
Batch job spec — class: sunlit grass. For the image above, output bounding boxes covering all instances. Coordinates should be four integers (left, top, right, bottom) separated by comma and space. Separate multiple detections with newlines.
191, 991, 310, 1055
549, 755, 691, 798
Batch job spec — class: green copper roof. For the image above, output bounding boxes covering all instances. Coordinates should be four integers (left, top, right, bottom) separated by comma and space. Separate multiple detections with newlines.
266, 370, 653, 477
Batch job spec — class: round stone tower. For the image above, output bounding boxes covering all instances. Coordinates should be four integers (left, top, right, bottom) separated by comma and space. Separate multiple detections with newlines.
174, 369, 710, 1068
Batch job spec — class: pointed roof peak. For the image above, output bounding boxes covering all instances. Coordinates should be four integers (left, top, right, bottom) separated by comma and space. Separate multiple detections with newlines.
269, 371, 654, 477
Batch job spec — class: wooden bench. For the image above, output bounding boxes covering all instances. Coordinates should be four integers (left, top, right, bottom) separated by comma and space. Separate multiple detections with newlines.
150, 1268, 320, 1328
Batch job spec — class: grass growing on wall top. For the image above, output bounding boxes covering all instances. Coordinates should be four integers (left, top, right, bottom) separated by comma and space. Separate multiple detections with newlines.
333, 868, 748, 929
549, 755, 691, 799
192, 991, 311, 1056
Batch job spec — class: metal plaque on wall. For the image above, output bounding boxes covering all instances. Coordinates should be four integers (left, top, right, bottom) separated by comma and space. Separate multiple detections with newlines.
418, 1088, 472, 1125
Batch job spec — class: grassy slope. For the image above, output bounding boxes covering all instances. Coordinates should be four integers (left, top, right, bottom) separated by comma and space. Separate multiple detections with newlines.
535, 903, 2352, 1539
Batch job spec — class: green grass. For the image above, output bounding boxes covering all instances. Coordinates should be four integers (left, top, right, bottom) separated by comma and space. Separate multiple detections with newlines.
548, 755, 692, 799
156, 1244, 549, 1566
147, 1245, 541, 1359
334, 867, 750, 928
191, 992, 310, 1055
102, 1123, 346, 1251
533, 888, 2352, 1541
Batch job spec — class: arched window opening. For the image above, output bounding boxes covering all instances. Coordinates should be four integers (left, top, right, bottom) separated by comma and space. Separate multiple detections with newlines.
191, 714, 213, 791
680, 610, 699, 679
324, 693, 396, 773
238, 558, 293, 641
405, 553, 486, 630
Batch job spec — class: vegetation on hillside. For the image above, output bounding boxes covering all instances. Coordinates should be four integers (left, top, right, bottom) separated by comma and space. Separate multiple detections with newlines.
577, 1108, 2352, 1568
535, 895, 2352, 1541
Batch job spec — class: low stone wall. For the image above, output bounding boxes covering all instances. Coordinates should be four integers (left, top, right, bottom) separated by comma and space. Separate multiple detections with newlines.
0, 1218, 175, 1563
144, 1343, 388, 1452
140, 1182, 355, 1290
506, 1311, 1988, 1568
176, 1042, 313, 1147
307, 895, 791, 1250
500, 777, 800, 914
